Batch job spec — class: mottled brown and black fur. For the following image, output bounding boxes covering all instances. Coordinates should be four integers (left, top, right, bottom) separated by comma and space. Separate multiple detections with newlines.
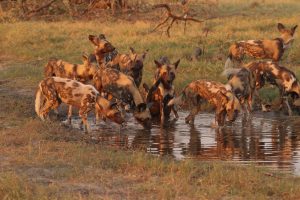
93, 66, 152, 127
226, 67, 256, 114
225, 23, 298, 68
245, 61, 300, 115
168, 80, 241, 126
88, 34, 117, 65
44, 54, 98, 83
107, 47, 148, 87
44, 53, 99, 123
143, 58, 180, 123
35, 77, 124, 133
89, 34, 147, 87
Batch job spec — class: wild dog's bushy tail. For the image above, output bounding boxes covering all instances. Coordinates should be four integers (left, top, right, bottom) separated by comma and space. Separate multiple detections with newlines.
35, 83, 45, 120
168, 90, 187, 106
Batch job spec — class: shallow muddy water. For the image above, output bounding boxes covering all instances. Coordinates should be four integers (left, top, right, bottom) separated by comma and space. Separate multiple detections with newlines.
70, 111, 300, 175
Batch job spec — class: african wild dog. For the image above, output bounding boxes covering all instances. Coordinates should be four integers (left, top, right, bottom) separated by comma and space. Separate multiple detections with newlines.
35, 77, 125, 133
245, 61, 300, 115
225, 67, 256, 115
168, 80, 241, 126
225, 23, 298, 69
44, 53, 98, 82
88, 34, 117, 65
107, 47, 148, 87
93, 66, 152, 128
88, 34, 148, 87
44, 53, 99, 123
143, 58, 180, 123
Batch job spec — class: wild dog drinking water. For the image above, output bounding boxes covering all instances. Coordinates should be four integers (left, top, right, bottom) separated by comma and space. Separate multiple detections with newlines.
93, 66, 152, 128
143, 58, 180, 123
168, 80, 241, 126
35, 77, 124, 133
225, 67, 256, 115
225, 23, 298, 69
245, 61, 300, 115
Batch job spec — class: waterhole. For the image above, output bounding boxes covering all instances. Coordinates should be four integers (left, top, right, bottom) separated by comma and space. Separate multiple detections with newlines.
69, 111, 300, 175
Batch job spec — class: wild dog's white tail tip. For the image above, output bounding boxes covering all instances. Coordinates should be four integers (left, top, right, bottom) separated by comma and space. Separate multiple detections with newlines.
35, 84, 45, 120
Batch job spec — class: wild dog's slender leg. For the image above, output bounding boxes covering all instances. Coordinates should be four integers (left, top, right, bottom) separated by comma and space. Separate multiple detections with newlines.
253, 89, 265, 111
79, 100, 94, 133
278, 87, 285, 110
215, 109, 226, 126
185, 106, 201, 124
67, 105, 72, 124
171, 105, 179, 119
247, 92, 253, 113
283, 97, 293, 116
160, 98, 164, 123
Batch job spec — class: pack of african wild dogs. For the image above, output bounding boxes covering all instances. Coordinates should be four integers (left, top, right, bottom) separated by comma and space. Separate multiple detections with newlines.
35, 23, 299, 133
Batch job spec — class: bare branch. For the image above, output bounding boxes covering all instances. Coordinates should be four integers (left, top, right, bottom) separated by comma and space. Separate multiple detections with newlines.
26, 0, 57, 18
152, 3, 203, 37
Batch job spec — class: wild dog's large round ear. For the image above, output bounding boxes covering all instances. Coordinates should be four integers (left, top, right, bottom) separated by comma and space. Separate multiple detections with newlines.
173, 59, 181, 69
278, 23, 286, 32
154, 60, 163, 68
291, 25, 298, 35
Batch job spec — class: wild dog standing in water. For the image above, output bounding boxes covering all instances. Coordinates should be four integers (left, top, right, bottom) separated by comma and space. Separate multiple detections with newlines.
35, 77, 125, 133
225, 67, 256, 115
93, 66, 152, 128
143, 58, 180, 123
225, 23, 298, 69
44, 53, 99, 123
245, 61, 300, 115
89, 34, 148, 88
168, 80, 241, 126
